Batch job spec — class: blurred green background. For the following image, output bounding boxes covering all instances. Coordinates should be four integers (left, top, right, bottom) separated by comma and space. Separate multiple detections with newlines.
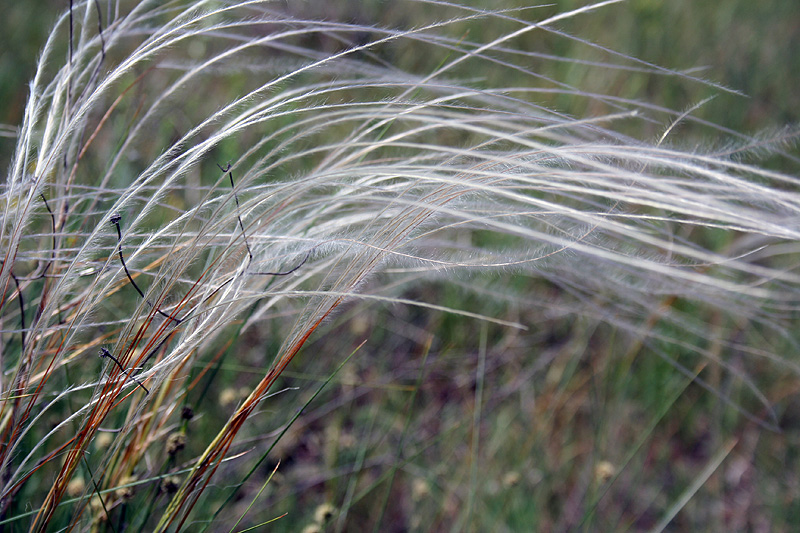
2, 1, 798, 165
2, 1, 798, 131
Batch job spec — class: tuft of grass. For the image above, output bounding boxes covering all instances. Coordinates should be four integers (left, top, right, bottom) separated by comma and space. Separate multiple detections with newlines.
1, 0, 799, 530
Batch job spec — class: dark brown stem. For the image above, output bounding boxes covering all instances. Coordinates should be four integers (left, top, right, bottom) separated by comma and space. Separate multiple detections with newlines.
217, 163, 253, 263
250, 248, 312, 277
110, 213, 181, 324
99, 348, 149, 395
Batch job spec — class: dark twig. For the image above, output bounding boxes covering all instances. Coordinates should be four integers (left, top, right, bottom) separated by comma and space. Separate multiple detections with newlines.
131, 244, 311, 381
39, 194, 57, 276
35, 192, 61, 323
1, 259, 26, 350
81, 455, 118, 533
137, 332, 175, 374
137, 275, 236, 371
110, 213, 181, 324
2, 263, 27, 351
250, 248, 313, 277
83, 0, 107, 103
217, 161, 312, 277
217, 163, 253, 263
13, 192, 58, 284
99, 348, 149, 395
11, 272, 25, 351
93, 0, 106, 60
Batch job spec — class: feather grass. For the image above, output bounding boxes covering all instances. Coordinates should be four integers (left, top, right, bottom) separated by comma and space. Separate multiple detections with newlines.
1, 0, 798, 530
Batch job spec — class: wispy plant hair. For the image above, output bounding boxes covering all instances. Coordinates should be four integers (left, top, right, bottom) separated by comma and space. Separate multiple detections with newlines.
1, 0, 798, 529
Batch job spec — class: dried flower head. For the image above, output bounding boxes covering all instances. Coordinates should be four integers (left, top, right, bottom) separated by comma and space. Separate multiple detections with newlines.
314, 503, 336, 524
166, 432, 187, 456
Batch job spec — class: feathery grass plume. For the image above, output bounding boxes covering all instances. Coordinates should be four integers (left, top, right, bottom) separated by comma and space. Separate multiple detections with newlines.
0, 0, 798, 530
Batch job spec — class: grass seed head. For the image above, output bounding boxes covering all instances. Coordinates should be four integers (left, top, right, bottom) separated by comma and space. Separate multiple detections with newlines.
166, 432, 187, 457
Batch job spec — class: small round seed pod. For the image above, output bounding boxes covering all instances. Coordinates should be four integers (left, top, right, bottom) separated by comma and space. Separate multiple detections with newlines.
166, 432, 186, 456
